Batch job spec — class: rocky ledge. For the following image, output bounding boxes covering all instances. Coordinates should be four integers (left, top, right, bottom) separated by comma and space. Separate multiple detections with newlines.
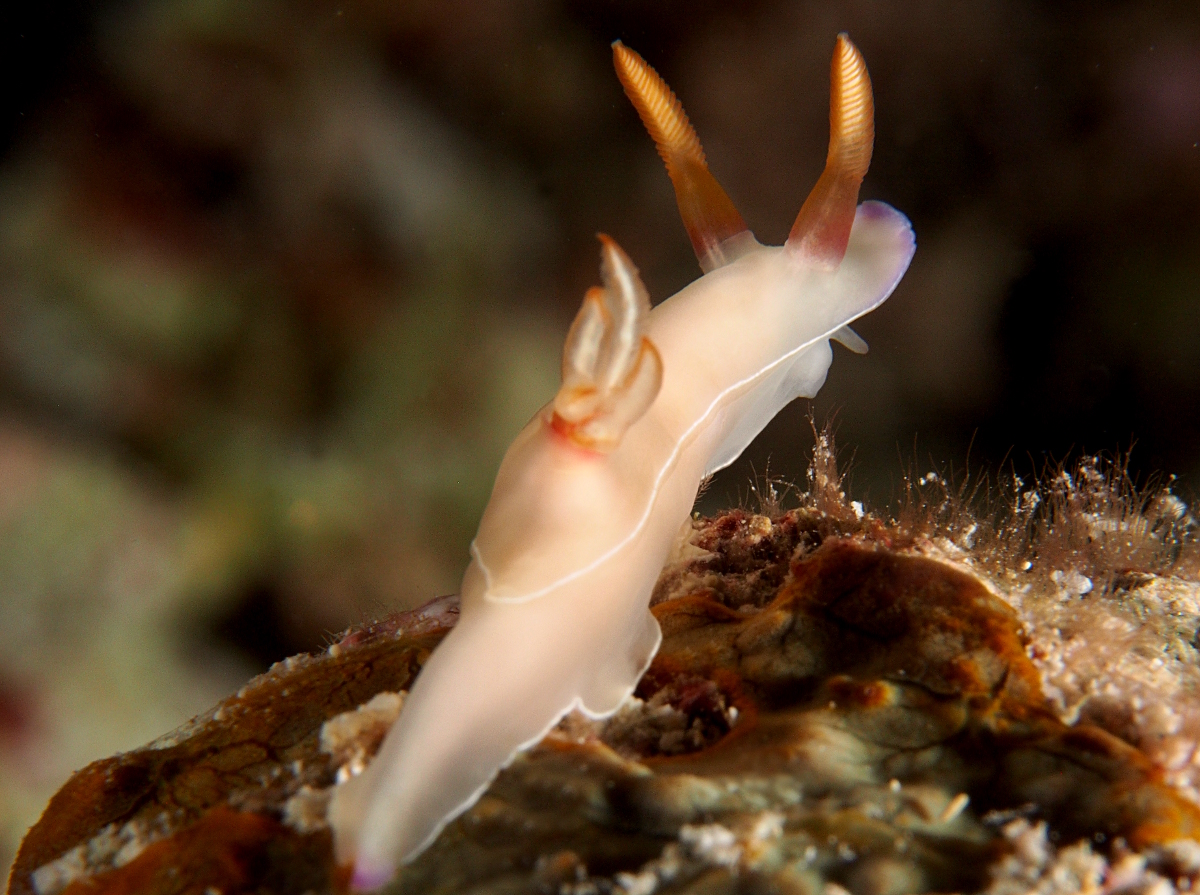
8, 449, 1200, 895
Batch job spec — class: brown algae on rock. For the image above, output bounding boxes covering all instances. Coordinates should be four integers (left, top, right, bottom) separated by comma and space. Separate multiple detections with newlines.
8, 457, 1200, 895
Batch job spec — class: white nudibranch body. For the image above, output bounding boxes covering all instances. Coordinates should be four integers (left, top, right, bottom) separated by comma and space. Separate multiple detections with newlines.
330, 35, 915, 889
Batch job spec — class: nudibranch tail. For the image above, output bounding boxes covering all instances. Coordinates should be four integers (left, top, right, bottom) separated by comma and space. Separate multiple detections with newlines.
612, 41, 751, 272
552, 235, 663, 452
787, 33, 875, 268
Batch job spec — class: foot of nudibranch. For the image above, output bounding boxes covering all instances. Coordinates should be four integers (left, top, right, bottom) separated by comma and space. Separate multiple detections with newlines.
550, 235, 663, 452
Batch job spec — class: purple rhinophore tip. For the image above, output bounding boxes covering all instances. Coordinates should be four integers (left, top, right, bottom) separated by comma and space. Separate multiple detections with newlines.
350, 860, 396, 892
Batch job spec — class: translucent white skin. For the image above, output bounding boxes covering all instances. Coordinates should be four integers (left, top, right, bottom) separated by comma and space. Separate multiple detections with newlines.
330, 200, 915, 888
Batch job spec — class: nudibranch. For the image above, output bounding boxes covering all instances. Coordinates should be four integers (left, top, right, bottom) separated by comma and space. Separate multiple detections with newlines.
330, 34, 915, 889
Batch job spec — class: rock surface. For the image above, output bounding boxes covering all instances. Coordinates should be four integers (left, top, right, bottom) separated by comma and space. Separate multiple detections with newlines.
8, 469, 1200, 894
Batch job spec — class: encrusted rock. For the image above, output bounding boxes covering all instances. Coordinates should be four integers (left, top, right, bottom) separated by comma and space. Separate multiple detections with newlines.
8, 498, 1200, 895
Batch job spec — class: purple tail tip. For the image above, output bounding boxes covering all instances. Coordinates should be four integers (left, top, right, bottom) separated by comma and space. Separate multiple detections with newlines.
350, 860, 396, 892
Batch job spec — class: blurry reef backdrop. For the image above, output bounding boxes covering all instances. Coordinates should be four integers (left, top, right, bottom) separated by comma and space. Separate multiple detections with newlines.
0, 0, 1198, 879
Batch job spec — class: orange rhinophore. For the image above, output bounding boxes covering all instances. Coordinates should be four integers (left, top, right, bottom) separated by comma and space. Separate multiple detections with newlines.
786, 34, 876, 268
612, 41, 750, 272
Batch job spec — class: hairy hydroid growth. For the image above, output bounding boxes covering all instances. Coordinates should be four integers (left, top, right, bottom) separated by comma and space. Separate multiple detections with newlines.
891, 448, 1197, 590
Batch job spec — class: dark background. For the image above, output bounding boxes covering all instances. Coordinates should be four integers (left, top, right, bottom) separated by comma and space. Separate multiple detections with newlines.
0, 0, 1197, 868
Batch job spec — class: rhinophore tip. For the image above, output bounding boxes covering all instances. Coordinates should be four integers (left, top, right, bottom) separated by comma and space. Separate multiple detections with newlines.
786, 33, 875, 268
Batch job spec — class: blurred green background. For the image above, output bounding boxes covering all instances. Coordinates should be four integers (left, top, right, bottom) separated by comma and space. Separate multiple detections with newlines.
1, 0, 1198, 873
